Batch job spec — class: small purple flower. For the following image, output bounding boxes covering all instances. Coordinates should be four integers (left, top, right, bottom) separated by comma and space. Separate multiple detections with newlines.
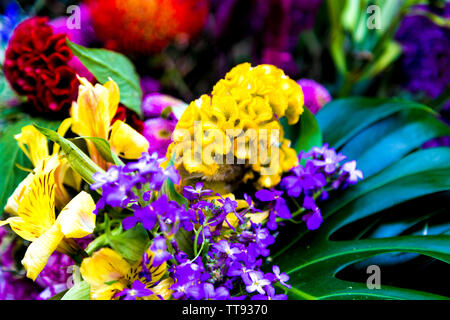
251, 286, 287, 300
341, 161, 363, 184
311, 148, 347, 174
244, 271, 272, 295
281, 161, 326, 197
182, 182, 213, 201
267, 265, 291, 289
115, 280, 153, 300
213, 240, 241, 260
255, 189, 291, 221
150, 236, 172, 266
203, 283, 230, 300
302, 207, 323, 231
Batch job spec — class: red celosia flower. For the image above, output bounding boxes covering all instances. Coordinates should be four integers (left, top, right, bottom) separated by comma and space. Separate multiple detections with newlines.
85, 0, 210, 54
3, 17, 80, 115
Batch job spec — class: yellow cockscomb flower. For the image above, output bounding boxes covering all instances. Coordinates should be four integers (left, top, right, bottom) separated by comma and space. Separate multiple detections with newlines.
0, 157, 96, 280
71, 77, 149, 169
7, 121, 81, 211
80, 247, 173, 300
165, 63, 303, 193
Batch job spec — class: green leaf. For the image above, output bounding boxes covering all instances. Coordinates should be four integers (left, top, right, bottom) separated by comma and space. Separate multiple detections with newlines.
72, 137, 125, 166
49, 290, 69, 300
34, 125, 104, 185
61, 281, 91, 300
0, 119, 59, 215
66, 39, 142, 116
275, 97, 450, 300
108, 224, 150, 264
294, 108, 323, 153
278, 236, 450, 300
315, 97, 434, 149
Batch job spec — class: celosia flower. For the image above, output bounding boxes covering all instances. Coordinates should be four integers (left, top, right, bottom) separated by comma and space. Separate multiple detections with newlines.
166, 63, 303, 192
80, 247, 173, 300
297, 79, 332, 114
0, 158, 96, 280
85, 0, 210, 54
3, 17, 85, 115
70, 77, 149, 169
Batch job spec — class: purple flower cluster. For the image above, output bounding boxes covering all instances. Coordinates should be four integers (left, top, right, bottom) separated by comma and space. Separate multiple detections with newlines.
91, 152, 180, 214
91, 153, 290, 300
395, 3, 450, 99
0, 228, 39, 300
168, 183, 289, 300
272, 144, 363, 230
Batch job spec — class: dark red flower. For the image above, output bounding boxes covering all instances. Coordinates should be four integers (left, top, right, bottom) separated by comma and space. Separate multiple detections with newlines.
3, 17, 79, 115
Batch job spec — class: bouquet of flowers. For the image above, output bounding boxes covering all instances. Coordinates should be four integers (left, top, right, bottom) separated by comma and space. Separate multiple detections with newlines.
0, 0, 449, 301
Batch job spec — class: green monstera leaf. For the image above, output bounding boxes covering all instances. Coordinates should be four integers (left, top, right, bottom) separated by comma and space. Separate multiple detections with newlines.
273, 97, 450, 300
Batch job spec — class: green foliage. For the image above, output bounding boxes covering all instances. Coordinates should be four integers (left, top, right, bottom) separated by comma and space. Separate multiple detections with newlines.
66, 39, 143, 116
107, 224, 150, 264
61, 281, 91, 300
274, 98, 450, 300
71, 137, 124, 166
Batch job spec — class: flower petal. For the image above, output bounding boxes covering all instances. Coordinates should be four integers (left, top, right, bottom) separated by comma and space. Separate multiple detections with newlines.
22, 223, 64, 281
110, 120, 149, 159
80, 248, 130, 288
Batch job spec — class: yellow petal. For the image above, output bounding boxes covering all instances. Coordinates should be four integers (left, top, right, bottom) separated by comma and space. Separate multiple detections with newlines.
110, 120, 149, 159
22, 223, 64, 281
57, 191, 96, 239
104, 79, 120, 119
16, 163, 57, 237
90, 281, 126, 300
4, 172, 34, 215
15, 125, 49, 167
53, 118, 73, 155
144, 278, 174, 300
80, 248, 130, 288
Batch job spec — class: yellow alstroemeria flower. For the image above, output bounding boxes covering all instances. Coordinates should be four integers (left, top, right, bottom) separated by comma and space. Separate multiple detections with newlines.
9, 120, 81, 210
0, 158, 96, 281
70, 77, 149, 169
165, 63, 303, 193
80, 248, 173, 300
